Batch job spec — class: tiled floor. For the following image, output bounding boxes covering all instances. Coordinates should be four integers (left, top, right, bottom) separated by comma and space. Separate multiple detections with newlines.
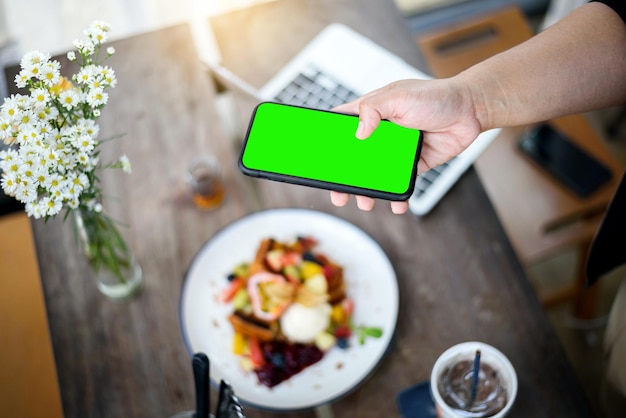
2, 1, 626, 417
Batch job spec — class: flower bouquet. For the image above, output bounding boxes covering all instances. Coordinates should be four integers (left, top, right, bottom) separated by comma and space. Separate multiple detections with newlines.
0, 21, 142, 300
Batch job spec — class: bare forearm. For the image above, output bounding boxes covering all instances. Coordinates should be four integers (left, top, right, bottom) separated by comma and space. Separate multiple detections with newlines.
456, 2, 626, 131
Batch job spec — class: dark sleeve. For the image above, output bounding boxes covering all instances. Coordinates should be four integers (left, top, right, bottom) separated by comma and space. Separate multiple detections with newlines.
592, 0, 626, 23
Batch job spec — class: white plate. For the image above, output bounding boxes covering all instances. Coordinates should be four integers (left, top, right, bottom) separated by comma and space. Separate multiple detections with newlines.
179, 208, 399, 411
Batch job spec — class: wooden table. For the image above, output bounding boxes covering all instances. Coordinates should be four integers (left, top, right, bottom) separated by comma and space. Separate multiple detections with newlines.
13, 1, 595, 417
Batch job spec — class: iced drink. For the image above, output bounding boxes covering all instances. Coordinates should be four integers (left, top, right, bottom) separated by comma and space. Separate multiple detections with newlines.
431, 342, 517, 418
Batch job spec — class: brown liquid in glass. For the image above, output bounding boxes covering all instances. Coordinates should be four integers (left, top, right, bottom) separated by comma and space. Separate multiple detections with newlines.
191, 173, 225, 209
438, 359, 507, 417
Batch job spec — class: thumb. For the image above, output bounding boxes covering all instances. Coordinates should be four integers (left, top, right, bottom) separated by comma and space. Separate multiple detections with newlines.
355, 105, 382, 140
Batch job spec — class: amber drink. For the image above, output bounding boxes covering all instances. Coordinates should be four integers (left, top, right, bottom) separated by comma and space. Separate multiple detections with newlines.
431, 342, 517, 418
187, 156, 225, 210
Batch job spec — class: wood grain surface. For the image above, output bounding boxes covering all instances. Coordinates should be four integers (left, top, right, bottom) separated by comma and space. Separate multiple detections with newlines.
8, 1, 595, 416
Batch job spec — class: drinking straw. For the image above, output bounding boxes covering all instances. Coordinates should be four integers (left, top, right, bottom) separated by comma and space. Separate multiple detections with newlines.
470, 349, 481, 404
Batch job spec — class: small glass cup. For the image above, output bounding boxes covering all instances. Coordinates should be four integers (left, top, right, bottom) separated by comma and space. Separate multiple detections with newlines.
430, 342, 517, 418
186, 156, 226, 210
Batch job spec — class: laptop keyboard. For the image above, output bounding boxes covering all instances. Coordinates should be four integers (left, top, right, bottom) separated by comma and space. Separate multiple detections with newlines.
413, 160, 454, 197
273, 65, 451, 205
274, 66, 360, 110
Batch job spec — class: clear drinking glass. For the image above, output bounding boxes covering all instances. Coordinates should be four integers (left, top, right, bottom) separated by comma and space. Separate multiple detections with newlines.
430, 342, 517, 418
186, 156, 226, 210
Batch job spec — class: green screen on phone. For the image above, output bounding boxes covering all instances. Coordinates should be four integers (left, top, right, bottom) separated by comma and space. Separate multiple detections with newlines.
239, 102, 422, 199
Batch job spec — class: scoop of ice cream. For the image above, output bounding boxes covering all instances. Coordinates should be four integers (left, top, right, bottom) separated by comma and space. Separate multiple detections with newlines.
280, 302, 332, 343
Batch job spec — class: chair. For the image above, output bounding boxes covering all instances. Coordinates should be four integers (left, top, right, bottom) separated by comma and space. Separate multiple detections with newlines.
414, 6, 625, 319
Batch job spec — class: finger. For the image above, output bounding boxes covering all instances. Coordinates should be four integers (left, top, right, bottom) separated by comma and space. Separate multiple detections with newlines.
330, 191, 350, 207
355, 195, 375, 211
332, 100, 360, 114
391, 201, 409, 214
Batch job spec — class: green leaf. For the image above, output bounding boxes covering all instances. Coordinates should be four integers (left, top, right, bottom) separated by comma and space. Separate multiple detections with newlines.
353, 325, 383, 345
364, 327, 383, 338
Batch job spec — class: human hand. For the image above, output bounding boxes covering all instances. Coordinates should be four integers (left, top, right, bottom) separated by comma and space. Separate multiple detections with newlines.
330, 78, 482, 214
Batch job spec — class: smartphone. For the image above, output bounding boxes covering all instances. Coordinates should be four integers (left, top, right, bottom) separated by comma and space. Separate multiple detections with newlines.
239, 102, 423, 201
518, 124, 613, 198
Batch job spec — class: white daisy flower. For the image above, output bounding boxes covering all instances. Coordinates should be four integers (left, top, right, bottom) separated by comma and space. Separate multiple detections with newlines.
76, 65, 96, 84
75, 134, 96, 152
20, 51, 50, 69
25, 200, 43, 219
86, 88, 107, 107
15, 181, 38, 203
98, 65, 112, 77
107, 47, 115, 55
14, 71, 30, 88
67, 51, 76, 61
31, 88, 50, 107
43, 147, 59, 169
62, 184, 81, 202
1, 95, 21, 120
1, 153, 20, 174
78, 119, 99, 136
59, 89, 80, 110
34, 170, 47, 186
56, 148, 76, 171
119, 154, 132, 174
89, 78, 103, 90
43, 197, 63, 217
13, 129, 29, 146
43, 106, 58, 121
24, 62, 43, 79
85, 198, 103, 213
18, 164, 38, 187
80, 40, 95, 56
76, 173, 89, 189
15, 125, 38, 145
91, 21, 111, 32
76, 150, 92, 166
73, 39, 85, 51
0, 117, 12, 139
43, 173, 64, 191
1, 171, 18, 195
67, 197, 79, 209
86, 27, 108, 44
39, 61, 61, 86
0, 147, 18, 165
15, 94, 30, 108
17, 110, 37, 129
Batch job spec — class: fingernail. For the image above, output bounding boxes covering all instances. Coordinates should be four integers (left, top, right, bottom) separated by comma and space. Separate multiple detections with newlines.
356, 121, 365, 139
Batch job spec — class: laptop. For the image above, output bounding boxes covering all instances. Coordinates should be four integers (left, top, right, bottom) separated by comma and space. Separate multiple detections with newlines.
192, 21, 500, 215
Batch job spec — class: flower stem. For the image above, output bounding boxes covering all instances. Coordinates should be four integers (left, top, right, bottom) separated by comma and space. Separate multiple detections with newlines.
74, 209, 132, 285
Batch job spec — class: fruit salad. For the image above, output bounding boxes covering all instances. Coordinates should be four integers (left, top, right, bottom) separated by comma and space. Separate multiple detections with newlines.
220, 235, 381, 388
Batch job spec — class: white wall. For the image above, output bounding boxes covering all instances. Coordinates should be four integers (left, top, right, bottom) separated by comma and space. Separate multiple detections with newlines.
2, 0, 276, 55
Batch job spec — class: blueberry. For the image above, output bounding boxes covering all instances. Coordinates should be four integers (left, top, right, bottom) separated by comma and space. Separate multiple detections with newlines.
336, 337, 350, 349
270, 352, 286, 369
226, 273, 237, 281
303, 251, 321, 264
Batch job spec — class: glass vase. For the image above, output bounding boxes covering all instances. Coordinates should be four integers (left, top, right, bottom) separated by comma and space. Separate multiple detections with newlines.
73, 208, 143, 301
